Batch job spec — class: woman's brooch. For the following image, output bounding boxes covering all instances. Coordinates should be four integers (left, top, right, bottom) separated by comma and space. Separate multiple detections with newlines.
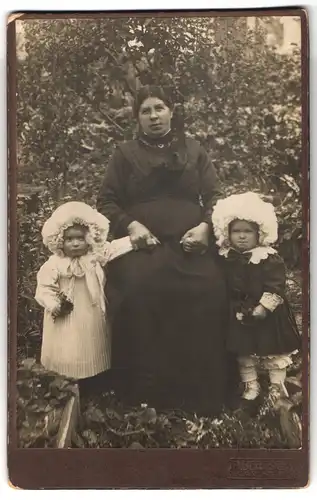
139, 137, 173, 149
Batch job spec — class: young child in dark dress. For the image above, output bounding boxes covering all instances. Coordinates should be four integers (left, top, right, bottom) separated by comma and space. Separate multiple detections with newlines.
212, 192, 301, 401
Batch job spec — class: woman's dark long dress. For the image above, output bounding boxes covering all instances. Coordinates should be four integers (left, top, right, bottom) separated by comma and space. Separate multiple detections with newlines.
97, 134, 230, 415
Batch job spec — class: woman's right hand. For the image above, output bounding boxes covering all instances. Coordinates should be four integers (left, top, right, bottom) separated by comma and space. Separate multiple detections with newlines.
127, 221, 160, 250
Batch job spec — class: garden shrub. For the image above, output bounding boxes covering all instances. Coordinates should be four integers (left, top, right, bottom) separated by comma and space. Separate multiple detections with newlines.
17, 357, 78, 447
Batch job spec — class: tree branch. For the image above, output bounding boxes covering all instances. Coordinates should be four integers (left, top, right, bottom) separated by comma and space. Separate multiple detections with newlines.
97, 108, 125, 133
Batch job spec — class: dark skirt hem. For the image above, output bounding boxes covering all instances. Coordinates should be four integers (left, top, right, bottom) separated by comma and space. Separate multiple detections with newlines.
227, 303, 301, 358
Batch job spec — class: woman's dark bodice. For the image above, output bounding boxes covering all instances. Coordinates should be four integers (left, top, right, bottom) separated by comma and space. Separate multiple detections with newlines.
114, 139, 204, 205
97, 137, 222, 238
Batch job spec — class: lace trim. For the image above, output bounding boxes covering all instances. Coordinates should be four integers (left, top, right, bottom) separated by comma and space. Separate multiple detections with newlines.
259, 292, 284, 312
220, 246, 277, 264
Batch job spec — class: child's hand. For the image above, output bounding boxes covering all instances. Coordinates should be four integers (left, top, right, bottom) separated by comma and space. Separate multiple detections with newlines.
252, 304, 267, 320
50, 303, 61, 318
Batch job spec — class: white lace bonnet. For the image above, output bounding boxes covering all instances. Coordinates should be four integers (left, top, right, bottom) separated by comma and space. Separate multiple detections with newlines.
41, 201, 110, 255
212, 192, 278, 249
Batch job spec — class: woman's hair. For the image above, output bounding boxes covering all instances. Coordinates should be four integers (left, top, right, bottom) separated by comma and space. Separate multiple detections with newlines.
133, 85, 174, 117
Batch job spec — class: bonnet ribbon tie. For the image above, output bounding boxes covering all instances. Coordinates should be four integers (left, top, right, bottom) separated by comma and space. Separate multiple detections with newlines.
226, 248, 253, 264
62, 257, 106, 313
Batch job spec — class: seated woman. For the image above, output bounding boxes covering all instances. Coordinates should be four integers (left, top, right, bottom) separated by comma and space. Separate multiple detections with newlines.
97, 85, 231, 416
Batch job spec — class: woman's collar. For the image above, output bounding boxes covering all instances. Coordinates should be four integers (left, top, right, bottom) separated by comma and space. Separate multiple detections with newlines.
143, 128, 171, 138
138, 129, 173, 147
219, 246, 277, 264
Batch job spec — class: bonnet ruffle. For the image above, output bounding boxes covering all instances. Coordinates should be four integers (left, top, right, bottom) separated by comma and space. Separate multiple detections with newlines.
212, 192, 278, 249
42, 201, 110, 254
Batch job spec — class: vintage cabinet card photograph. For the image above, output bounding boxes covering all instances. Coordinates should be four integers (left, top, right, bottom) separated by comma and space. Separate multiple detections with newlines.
7, 8, 309, 488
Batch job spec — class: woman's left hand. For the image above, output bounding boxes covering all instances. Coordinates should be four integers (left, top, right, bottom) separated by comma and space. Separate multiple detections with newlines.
180, 222, 209, 254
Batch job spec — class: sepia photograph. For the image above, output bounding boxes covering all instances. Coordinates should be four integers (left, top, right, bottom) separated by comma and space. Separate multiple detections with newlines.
12, 11, 306, 459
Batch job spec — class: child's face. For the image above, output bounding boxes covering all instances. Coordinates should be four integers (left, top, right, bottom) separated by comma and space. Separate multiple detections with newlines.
63, 225, 89, 258
229, 220, 259, 252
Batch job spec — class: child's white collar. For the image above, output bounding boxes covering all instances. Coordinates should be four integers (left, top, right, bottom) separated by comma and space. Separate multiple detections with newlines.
219, 246, 277, 264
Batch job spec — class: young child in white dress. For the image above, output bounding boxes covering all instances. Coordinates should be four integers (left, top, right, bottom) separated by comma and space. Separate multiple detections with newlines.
35, 201, 133, 381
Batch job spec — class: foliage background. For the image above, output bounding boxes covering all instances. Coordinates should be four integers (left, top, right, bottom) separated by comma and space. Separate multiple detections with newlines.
16, 15, 303, 363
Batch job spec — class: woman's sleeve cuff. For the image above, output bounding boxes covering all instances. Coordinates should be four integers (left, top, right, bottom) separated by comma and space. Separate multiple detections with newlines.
259, 292, 284, 312
116, 214, 135, 232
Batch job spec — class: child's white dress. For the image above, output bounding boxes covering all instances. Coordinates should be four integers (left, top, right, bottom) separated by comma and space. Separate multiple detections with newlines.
35, 238, 132, 379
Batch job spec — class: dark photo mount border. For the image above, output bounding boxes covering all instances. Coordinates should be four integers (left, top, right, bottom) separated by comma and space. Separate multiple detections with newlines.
7, 8, 309, 489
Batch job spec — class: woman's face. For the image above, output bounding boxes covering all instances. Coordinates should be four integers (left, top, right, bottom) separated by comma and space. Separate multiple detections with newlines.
229, 220, 259, 252
63, 225, 89, 258
138, 97, 173, 137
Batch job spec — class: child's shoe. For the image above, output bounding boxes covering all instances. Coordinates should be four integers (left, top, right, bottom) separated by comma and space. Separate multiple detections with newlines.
242, 380, 260, 400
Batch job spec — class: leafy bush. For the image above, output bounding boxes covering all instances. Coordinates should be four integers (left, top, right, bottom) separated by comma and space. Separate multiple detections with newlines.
17, 358, 78, 447
76, 364, 302, 449
18, 18, 301, 184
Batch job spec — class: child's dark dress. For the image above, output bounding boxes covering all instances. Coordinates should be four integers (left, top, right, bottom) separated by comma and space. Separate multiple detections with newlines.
224, 249, 301, 357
